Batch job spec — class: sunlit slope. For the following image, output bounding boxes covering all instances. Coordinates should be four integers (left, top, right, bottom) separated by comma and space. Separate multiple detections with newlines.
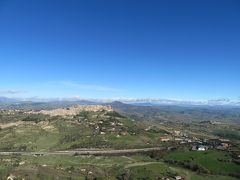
0, 109, 169, 151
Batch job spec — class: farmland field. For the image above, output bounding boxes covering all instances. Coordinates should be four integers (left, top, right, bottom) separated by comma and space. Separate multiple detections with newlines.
163, 149, 240, 176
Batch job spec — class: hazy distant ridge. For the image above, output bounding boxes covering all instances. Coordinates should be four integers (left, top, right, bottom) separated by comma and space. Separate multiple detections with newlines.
0, 96, 239, 107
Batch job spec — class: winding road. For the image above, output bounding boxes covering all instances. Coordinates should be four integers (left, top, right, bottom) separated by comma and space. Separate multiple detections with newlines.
0, 147, 167, 156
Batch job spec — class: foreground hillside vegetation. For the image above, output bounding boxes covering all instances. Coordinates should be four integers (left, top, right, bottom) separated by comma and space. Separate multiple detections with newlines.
0, 108, 170, 151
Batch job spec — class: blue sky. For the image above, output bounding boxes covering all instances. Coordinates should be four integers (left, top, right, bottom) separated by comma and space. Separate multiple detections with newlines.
0, 0, 240, 100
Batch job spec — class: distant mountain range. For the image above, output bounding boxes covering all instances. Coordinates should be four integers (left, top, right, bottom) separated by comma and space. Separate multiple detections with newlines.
0, 97, 19, 103
1, 97, 240, 124
0, 96, 240, 107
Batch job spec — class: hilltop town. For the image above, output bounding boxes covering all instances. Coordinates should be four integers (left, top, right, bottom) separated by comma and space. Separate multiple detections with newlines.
29, 105, 113, 116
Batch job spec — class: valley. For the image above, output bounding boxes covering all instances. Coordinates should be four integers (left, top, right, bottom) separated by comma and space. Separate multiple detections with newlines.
0, 104, 239, 179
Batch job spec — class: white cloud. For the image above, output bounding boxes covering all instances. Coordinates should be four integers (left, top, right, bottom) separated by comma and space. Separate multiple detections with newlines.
0, 90, 26, 95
